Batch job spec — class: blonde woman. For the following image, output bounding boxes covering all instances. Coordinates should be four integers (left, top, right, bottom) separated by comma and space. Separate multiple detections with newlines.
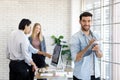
29, 23, 50, 80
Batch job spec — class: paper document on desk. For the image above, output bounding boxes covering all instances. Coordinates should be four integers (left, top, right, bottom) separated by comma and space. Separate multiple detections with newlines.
55, 72, 67, 77
41, 73, 54, 76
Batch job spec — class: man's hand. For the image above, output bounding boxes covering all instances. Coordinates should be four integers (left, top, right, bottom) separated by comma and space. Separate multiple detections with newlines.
92, 44, 103, 58
32, 64, 38, 72
92, 44, 99, 52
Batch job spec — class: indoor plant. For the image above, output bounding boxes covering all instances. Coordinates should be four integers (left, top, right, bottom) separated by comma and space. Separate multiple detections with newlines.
51, 35, 72, 65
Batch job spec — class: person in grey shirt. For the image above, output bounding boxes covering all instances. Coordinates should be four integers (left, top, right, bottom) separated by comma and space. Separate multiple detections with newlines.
70, 12, 103, 80
6, 19, 51, 80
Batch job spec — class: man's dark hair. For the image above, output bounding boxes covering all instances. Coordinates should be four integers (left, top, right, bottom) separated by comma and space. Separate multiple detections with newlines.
18, 18, 31, 30
79, 12, 93, 20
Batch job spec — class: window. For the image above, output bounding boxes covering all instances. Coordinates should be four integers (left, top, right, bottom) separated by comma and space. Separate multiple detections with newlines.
81, 0, 112, 79
81, 0, 120, 79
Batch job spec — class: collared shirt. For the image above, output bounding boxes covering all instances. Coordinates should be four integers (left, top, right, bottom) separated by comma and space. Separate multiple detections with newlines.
70, 30, 101, 80
6, 30, 38, 65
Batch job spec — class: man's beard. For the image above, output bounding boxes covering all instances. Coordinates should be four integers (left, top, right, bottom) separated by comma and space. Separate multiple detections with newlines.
81, 26, 90, 31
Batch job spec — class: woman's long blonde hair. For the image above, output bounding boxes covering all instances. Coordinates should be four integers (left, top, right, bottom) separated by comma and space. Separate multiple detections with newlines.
31, 23, 43, 41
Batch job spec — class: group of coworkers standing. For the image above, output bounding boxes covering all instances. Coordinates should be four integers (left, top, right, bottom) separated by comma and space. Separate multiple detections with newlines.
6, 19, 51, 80
6, 12, 103, 80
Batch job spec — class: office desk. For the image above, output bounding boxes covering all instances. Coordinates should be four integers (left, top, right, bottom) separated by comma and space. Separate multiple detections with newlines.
35, 72, 68, 80
34, 67, 73, 80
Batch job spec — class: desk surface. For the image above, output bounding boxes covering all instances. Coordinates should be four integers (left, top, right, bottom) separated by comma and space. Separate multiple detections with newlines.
34, 67, 73, 80
35, 72, 68, 80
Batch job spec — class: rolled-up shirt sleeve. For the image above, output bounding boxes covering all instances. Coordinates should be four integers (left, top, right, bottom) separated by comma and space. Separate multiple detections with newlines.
70, 36, 81, 61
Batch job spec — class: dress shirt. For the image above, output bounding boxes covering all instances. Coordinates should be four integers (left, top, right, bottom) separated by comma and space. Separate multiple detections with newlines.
6, 30, 38, 65
70, 30, 101, 80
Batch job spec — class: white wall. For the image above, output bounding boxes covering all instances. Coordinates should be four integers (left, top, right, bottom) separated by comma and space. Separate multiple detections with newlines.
0, 0, 71, 79
71, 0, 81, 36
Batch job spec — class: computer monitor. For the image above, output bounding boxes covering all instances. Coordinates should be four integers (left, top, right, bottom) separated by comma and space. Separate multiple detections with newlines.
51, 44, 62, 67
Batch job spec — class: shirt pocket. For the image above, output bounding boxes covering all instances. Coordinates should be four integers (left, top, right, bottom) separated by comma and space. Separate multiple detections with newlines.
81, 42, 87, 50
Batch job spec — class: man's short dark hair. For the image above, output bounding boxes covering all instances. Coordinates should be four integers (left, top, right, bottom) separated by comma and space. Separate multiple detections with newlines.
79, 12, 93, 20
18, 18, 31, 30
